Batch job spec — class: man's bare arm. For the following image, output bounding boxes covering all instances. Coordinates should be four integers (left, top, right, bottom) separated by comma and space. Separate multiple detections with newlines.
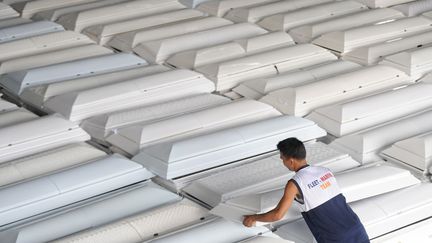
243, 180, 298, 227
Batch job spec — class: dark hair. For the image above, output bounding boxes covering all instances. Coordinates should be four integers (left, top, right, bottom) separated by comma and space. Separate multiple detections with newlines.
277, 137, 306, 160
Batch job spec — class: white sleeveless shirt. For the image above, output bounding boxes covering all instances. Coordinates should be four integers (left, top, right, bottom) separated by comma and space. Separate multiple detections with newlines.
292, 165, 341, 212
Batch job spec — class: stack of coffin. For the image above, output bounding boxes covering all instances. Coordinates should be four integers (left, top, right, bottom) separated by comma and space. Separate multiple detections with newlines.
0, 21, 64, 43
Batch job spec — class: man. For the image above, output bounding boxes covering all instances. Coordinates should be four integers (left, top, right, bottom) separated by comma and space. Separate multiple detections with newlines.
243, 137, 369, 243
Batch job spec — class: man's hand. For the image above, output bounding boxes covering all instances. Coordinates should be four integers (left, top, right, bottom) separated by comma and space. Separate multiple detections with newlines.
243, 215, 257, 227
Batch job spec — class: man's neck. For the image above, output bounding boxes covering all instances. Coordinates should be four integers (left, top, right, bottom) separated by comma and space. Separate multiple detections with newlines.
294, 162, 309, 172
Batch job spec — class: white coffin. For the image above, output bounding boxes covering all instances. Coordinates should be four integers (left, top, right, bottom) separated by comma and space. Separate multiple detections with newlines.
32, 0, 128, 21
0, 154, 153, 226
107, 100, 281, 155
276, 183, 432, 242
44, 69, 215, 122
0, 3, 18, 20
83, 9, 204, 45
380, 46, 432, 80
257, 1, 367, 31
0, 53, 147, 95
225, 0, 332, 23
343, 31, 432, 65
313, 16, 432, 54
371, 217, 432, 243
381, 132, 432, 173
355, 0, 417, 8
0, 18, 31, 29
0, 21, 64, 43
196, 44, 336, 92
107, 16, 233, 52
184, 142, 359, 207
133, 23, 267, 63
0, 44, 112, 75
0, 97, 18, 112
330, 109, 432, 164
133, 115, 326, 180
150, 218, 271, 243
0, 31, 95, 62
306, 83, 432, 137
197, 0, 279, 17
0, 115, 90, 163
212, 164, 420, 223
0, 108, 37, 129
0, 182, 180, 243
260, 65, 412, 116
289, 8, 404, 43
166, 31, 295, 69
392, 0, 432, 17
13, 0, 93, 18
0, 143, 106, 187
234, 60, 362, 99
81, 94, 230, 141
56, 0, 186, 32
21, 65, 169, 108
53, 199, 208, 243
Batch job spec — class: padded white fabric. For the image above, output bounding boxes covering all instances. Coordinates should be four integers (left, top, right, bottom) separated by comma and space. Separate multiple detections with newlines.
183, 142, 358, 207
211, 164, 420, 224
54, 199, 209, 243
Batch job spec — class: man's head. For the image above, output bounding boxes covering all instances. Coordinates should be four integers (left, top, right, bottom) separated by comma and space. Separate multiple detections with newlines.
277, 137, 307, 171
